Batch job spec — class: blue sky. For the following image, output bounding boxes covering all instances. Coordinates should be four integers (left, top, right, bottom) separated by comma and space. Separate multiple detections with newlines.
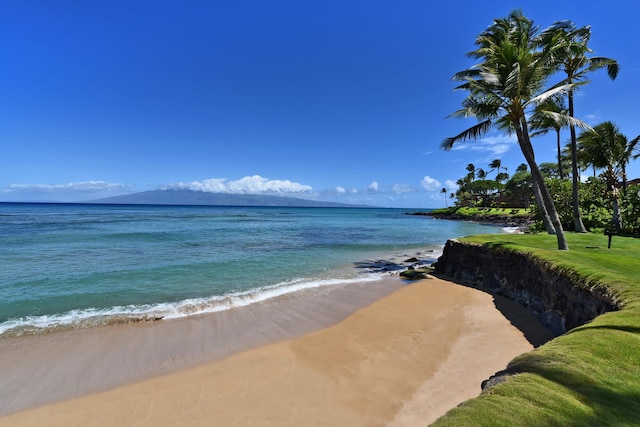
2, 1, 639, 208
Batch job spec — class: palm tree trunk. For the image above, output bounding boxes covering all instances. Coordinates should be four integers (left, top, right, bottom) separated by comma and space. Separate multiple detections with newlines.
532, 179, 556, 234
556, 129, 564, 179
517, 121, 568, 250
568, 90, 588, 233
612, 196, 621, 230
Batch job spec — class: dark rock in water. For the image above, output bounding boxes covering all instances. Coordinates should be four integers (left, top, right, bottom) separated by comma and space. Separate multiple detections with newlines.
404, 257, 419, 263
400, 267, 432, 280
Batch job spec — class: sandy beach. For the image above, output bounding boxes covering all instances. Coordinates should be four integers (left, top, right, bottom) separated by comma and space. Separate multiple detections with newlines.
0, 275, 554, 426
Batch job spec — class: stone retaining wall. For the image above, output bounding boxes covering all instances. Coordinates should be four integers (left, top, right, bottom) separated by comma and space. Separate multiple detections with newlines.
433, 239, 620, 335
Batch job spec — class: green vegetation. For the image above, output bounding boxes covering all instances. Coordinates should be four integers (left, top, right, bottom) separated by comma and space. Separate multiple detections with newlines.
439, 10, 638, 250
443, 10, 578, 249
430, 206, 532, 223
431, 232, 640, 426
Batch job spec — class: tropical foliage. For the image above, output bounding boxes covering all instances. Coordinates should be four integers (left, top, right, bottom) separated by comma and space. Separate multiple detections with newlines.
443, 10, 572, 249
441, 10, 634, 248
538, 20, 619, 232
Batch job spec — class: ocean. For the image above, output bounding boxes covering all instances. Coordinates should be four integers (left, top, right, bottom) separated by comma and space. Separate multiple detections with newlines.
0, 203, 501, 337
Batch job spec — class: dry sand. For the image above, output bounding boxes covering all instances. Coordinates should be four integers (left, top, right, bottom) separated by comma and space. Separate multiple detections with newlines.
0, 276, 554, 426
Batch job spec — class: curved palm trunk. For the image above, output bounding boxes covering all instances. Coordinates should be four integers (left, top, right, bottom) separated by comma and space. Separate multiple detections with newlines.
532, 179, 556, 234
516, 120, 568, 250
568, 90, 588, 233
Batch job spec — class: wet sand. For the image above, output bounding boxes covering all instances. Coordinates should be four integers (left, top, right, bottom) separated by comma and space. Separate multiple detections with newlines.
0, 276, 554, 426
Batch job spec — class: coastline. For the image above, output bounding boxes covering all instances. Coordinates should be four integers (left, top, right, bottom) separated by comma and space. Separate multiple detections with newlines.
409, 209, 534, 231
0, 277, 405, 416
0, 275, 554, 426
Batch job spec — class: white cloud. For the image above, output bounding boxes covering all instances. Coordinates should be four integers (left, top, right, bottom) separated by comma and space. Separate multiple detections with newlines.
450, 134, 516, 156
420, 176, 441, 191
585, 113, 601, 124
392, 184, 414, 194
444, 179, 458, 191
167, 175, 313, 194
5, 181, 129, 194
368, 181, 379, 192
336, 186, 346, 194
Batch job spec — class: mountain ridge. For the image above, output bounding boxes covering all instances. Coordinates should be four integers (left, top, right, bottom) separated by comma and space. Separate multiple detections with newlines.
89, 189, 372, 208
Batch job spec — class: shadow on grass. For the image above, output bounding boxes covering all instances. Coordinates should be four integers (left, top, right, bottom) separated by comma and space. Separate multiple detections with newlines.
569, 324, 640, 336
508, 358, 640, 427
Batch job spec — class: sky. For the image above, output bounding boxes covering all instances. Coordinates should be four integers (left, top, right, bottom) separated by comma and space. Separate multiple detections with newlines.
2, 1, 639, 208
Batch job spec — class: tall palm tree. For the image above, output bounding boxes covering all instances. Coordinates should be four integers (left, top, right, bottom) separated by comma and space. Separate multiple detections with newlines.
619, 135, 640, 193
442, 10, 569, 249
465, 163, 476, 182
578, 121, 640, 188
476, 168, 487, 181
488, 159, 502, 180
539, 21, 619, 232
577, 122, 628, 228
441, 187, 448, 207
530, 97, 568, 179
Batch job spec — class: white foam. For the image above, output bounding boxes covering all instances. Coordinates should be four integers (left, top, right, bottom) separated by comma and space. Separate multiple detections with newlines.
502, 226, 521, 234
0, 274, 386, 337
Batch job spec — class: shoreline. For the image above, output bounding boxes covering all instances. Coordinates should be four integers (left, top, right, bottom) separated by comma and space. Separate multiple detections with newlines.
408, 209, 534, 231
0, 275, 555, 426
0, 249, 441, 338
0, 277, 405, 416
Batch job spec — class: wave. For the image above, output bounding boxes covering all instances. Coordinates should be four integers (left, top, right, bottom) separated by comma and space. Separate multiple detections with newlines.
0, 274, 387, 337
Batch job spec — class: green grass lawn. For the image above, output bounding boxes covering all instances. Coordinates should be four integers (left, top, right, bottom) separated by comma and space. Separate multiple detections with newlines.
431, 232, 640, 427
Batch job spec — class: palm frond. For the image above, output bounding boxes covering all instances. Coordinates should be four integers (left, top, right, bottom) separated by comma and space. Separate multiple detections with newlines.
442, 119, 493, 150
527, 83, 579, 107
589, 56, 619, 80
452, 68, 482, 81
539, 111, 595, 132
504, 63, 522, 99
447, 107, 476, 119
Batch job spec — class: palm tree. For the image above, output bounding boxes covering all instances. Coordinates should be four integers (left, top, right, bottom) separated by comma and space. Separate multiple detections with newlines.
619, 135, 640, 193
577, 122, 627, 228
539, 21, 619, 232
441, 187, 448, 207
530, 97, 568, 179
578, 122, 640, 226
488, 159, 502, 180
476, 168, 487, 181
489, 159, 509, 193
442, 10, 569, 249
496, 172, 509, 186
465, 163, 476, 182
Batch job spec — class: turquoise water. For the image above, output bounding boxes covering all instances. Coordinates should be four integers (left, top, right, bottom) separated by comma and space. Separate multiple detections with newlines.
0, 203, 500, 336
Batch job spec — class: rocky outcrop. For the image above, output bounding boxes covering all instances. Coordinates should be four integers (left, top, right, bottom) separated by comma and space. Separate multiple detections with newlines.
408, 211, 533, 229
434, 239, 621, 335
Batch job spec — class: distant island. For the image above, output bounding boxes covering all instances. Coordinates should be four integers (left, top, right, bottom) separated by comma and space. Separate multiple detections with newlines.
89, 189, 371, 208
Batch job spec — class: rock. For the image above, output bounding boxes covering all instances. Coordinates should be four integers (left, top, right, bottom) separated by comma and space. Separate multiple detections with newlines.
434, 239, 620, 334
399, 266, 433, 280
481, 370, 515, 391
